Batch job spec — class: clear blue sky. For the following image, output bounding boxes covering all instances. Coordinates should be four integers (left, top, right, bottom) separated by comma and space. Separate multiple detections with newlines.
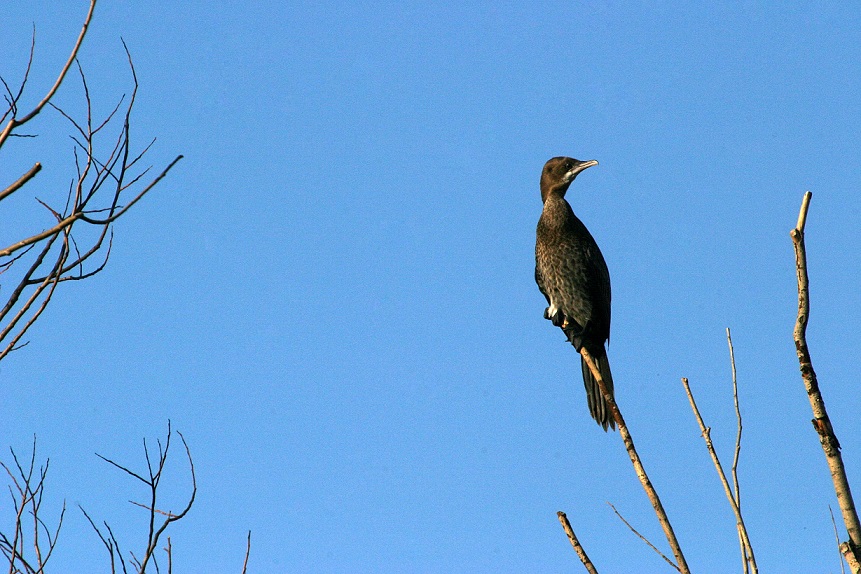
2, 2, 861, 572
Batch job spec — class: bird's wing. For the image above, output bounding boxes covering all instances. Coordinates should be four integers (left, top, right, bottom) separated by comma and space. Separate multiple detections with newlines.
534, 265, 550, 305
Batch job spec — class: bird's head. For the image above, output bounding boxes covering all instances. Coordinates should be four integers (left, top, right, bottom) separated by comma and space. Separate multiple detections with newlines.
540, 156, 598, 202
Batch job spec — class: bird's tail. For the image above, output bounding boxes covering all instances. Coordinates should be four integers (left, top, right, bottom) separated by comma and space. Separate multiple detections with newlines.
580, 350, 615, 431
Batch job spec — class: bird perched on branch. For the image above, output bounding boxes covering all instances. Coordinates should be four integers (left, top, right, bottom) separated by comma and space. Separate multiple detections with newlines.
535, 156, 615, 430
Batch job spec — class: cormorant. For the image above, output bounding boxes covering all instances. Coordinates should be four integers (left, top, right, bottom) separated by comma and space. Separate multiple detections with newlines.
535, 156, 615, 430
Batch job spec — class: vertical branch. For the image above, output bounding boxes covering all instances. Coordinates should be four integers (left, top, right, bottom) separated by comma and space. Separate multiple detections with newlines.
790, 191, 861, 570
557, 512, 599, 574
681, 377, 757, 573
727, 328, 750, 574
580, 348, 690, 574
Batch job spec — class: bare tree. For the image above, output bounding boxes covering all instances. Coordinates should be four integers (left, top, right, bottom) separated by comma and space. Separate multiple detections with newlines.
1, 4, 253, 573
0, 425, 254, 573
0, 0, 182, 362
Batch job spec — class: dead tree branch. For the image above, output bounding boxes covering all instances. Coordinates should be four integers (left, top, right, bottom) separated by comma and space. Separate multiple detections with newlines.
556, 511, 599, 574
241, 531, 251, 574
681, 376, 757, 572
0, 0, 96, 148
0, 439, 65, 574
791, 191, 861, 570
606, 502, 678, 571
93, 421, 196, 573
726, 328, 749, 574
833, 507, 848, 574
0, 3, 182, 363
580, 348, 690, 574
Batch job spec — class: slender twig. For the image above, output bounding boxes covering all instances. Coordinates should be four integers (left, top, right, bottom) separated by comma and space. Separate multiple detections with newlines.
681, 377, 757, 573
607, 502, 678, 572
0, 162, 41, 202
833, 507, 848, 574
0, 0, 97, 149
556, 512, 599, 574
0, 440, 64, 573
77, 154, 183, 225
726, 328, 749, 574
791, 191, 861, 570
580, 348, 690, 574
241, 531, 251, 574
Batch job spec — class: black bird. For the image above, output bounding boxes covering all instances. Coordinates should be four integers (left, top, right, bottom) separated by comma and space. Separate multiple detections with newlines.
535, 156, 615, 430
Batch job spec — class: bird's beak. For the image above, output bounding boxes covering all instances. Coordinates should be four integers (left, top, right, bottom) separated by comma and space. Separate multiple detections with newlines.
565, 159, 598, 181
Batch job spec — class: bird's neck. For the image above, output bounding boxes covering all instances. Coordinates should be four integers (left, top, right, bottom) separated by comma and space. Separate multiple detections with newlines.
541, 194, 573, 227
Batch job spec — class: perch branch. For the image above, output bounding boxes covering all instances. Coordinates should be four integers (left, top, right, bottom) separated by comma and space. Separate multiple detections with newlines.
580, 347, 690, 574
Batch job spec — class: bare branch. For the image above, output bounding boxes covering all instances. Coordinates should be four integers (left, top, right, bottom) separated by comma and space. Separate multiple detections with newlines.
556, 512, 599, 574
241, 531, 251, 574
0, 163, 41, 203
681, 377, 757, 573
607, 502, 679, 572
726, 328, 748, 574
0, 25, 35, 126
0, 0, 97, 149
580, 348, 690, 574
0, 441, 64, 573
90, 423, 196, 574
790, 191, 861, 568
833, 507, 848, 574
1, 22, 181, 368
77, 154, 183, 225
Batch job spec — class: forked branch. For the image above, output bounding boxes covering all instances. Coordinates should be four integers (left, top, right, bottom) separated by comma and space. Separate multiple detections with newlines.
681, 375, 757, 572
85, 422, 197, 573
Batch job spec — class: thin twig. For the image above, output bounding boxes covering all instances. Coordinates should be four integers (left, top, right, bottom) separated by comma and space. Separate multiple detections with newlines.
580, 348, 690, 574
0, 162, 41, 202
556, 512, 599, 574
727, 327, 751, 574
241, 531, 251, 574
833, 506, 847, 574
0, 0, 97, 149
791, 191, 861, 569
607, 502, 678, 572
681, 377, 757, 573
